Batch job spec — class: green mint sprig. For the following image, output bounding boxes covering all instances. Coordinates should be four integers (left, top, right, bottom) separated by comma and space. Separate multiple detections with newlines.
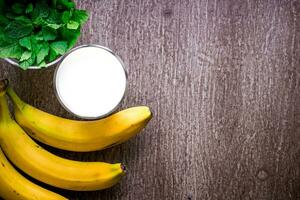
0, 0, 89, 70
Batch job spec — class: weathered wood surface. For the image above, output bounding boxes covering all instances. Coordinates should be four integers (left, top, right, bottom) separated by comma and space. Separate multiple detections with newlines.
0, 0, 299, 199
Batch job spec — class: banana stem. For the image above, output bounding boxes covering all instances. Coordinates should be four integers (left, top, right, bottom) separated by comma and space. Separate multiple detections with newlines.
0, 79, 9, 96
0, 95, 12, 123
6, 86, 26, 111
121, 164, 127, 174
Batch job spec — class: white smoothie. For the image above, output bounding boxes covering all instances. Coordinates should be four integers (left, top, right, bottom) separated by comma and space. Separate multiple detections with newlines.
55, 46, 127, 119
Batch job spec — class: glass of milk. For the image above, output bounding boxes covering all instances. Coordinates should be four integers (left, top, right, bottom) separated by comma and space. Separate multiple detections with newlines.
54, 45, 127, 119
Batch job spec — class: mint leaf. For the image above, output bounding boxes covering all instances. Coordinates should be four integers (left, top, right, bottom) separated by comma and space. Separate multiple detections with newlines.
33, 43, 43, 56
67, 20, 79, 30
60, 27, 80, 48
57, 0, 75, 9
50, 41, 67, 55
46, 9, 63, 29
29, 36, 41, 55
42, 27, 57, 41
48, 48, 58, 62
33, 1, 50, 19
15, 16, 32, 24
35, 32, 44, 41
39, 61, 47, 67
33, 17, 46, 26
46, 9, 61, 24
62, 11, 72, 23
20, 53, 36, 70
47, 23, 62, 29
0, 30, 14, 46
72, 10, 89, 24
12, 3, 25, 14
20, 51, 32, 62
19, 37, 32, 50
36, 43, 49, 64
5, 21, 33, 39
0, 43, 22, 59
25, 4, 33, 14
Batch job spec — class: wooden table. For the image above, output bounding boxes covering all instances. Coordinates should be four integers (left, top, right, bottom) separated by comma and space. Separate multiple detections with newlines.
0, 0, 299, 199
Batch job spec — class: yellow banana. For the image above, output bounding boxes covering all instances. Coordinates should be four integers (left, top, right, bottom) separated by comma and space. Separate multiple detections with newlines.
0, 95, 126, 191
5, 82, 152, 152
0, 148, 67, 200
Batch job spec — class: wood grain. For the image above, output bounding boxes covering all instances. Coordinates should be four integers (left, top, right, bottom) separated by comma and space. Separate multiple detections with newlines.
0, 0, 300, 199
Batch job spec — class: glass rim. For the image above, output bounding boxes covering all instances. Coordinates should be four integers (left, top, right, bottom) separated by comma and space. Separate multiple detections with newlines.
53, 44, 128, 120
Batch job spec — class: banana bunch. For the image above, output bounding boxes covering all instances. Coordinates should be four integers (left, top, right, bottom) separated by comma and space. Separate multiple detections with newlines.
0, 79, 152, 199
